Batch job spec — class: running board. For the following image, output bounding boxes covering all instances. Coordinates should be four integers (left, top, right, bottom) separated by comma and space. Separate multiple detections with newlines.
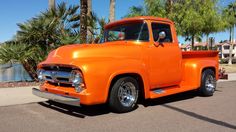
150, 85, 196, 99
153, 89, 165, 94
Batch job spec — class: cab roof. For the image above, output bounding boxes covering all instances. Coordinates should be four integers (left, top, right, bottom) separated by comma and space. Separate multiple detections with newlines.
105, 16, 174, 29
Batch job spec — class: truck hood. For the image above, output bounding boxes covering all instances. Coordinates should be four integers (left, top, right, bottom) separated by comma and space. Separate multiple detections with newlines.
40, 41, 143, 66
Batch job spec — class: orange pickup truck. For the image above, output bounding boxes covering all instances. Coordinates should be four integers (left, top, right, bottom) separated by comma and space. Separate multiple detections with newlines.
33, 16, 219, 113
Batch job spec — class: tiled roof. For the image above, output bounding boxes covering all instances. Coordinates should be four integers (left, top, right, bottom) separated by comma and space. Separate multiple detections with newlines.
215, 42, 236, 46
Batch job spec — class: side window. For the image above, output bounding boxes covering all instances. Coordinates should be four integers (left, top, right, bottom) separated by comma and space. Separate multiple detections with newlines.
151, 23, 173, 43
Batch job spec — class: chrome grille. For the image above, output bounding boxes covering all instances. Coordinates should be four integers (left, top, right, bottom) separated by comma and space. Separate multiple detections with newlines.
42, 70, 71, 84
41, 65, 74, 85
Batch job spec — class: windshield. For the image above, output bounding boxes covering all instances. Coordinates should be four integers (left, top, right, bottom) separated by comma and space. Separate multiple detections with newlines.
102, 22, 149, 43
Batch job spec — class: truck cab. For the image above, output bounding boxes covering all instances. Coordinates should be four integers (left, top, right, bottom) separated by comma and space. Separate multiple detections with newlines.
33, 16, 219, 113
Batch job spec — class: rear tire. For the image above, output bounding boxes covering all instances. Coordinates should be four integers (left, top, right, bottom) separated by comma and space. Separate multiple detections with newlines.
109, 77, 139, 113
199, 69, 216, 96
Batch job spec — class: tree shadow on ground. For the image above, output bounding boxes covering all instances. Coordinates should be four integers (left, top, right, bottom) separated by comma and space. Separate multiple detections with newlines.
142, 90, 236, 130
162, 104, 236, 130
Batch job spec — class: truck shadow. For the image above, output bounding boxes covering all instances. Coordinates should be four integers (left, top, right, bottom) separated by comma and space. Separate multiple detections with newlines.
142, 90, 197, 107
37, 90, 236, 130
38, 90, 198, 118
142, 89, 224, 107
38, 101, 110, 118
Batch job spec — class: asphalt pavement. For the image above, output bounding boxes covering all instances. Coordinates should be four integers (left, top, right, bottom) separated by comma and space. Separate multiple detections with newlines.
0, 86, 46, 106
0, 81, 235, 132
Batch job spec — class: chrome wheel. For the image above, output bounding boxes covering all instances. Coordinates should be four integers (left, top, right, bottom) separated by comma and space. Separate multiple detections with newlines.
109, 77, 139, 113
118, 82, 137, 107
199, 69, 216, 96
205, 74, 216, 92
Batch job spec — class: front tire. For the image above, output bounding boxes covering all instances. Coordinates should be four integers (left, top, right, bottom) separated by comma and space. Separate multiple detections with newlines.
109, 77, 139, 113
199, 69, 216, 96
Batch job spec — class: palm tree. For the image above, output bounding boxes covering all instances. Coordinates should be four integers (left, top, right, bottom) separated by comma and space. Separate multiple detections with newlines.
224, 2, 236, 65
87, 0, 92, 18
109, 0, 115, 22
97, 17, 108, 38
80, 0, 88, 43
87, 0, 93, 43
49, 0, 55, 10
13, 2, 80, 81
166, 0, 173, 14
0, 43, 39, 81
124, 6, 147, 18
17, 2, 80, 47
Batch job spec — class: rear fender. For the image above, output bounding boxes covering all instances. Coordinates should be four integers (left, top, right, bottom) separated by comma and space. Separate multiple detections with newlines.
182, 60, 218, 89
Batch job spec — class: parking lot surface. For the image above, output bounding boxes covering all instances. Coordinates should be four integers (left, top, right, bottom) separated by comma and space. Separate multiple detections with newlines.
0, 81, 235, 132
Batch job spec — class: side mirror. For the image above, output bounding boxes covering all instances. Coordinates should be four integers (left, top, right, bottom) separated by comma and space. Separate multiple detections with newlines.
154, 31, 166, 47
157, 31, 166, 42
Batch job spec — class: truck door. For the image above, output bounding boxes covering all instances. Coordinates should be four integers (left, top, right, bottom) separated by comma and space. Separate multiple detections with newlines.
148, 22, 182, 89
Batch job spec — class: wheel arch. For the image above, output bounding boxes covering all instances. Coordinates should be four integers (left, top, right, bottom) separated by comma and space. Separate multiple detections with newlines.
106, 73, 145, 103
201, 67, 216, 74
200, 66, 217, 82
197, 66, 217, 89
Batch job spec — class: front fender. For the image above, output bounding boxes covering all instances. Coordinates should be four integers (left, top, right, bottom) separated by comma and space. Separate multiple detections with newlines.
78, 58, 149, 104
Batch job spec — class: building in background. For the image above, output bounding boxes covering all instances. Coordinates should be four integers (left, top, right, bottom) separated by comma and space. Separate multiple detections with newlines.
180, 40, 236, 63
215, 40, 236, 59
180, 42, 208, 51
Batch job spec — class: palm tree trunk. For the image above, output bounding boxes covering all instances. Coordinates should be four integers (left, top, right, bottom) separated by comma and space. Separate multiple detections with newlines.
80, 0, 88, 43
22, 60, 38, 82
228, 27, 233, 65
166, 0, 173, 15
48, 0, 55, 10
206, 34, 209, 50
87, 0, 93, 43
87, 0, 92, 14
109, 0, 115, 22
191, 34, 195, 50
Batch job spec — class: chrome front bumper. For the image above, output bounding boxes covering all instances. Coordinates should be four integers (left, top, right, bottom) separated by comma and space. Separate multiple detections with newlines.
32, 88, 80, 106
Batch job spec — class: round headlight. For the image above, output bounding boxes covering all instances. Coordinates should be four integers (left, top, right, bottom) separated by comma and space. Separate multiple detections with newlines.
70, 70, 83, 85
70, 71, 82, 84
37, 69, 44, 81
72, 73, 82, 84
70, 70, 85, 92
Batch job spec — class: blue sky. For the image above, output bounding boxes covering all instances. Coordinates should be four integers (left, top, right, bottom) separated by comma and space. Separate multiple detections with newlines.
0, 0, 235, 44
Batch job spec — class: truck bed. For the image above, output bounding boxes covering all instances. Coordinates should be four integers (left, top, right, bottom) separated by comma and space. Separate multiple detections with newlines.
181, 50, 219, 87
182, 51, 219, 58
150, 50, 219, 99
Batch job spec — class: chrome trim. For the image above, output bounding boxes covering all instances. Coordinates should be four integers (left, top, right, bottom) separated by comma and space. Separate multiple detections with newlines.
32, 88, 80, 106
153, 89, 165, 94
205, 74, 216, 92
42, 70, 72, 84
118, 82, 138, 107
